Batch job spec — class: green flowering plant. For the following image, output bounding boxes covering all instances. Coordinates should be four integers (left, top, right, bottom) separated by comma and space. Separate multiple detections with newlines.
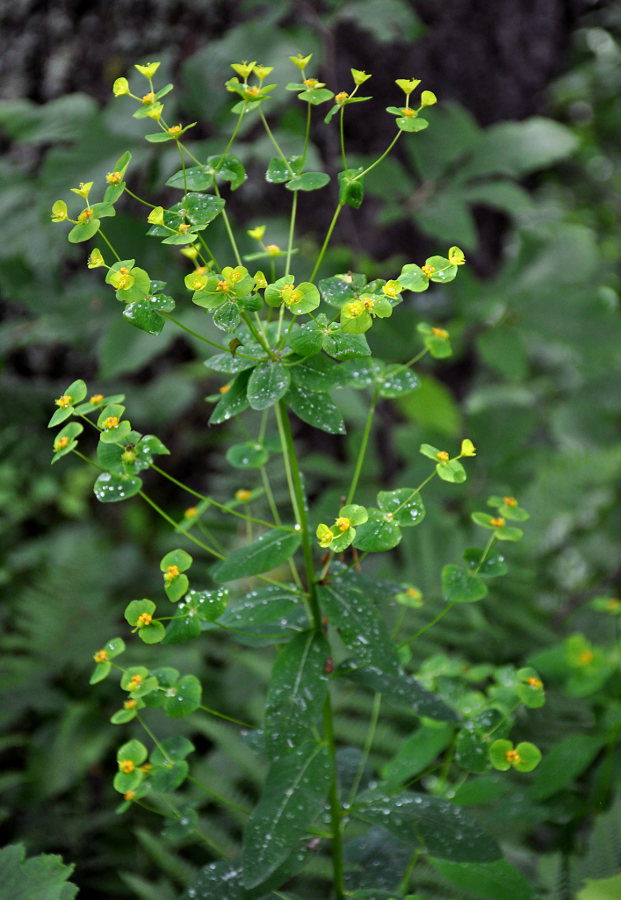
49, 56, 544, 899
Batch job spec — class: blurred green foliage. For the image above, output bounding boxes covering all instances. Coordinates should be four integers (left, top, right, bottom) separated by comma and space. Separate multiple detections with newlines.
1, 3, 621, 898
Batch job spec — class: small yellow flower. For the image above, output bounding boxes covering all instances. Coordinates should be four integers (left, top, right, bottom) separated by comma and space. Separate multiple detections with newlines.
184, 506, 198, 518
421, 90, 437, 107
140, 762, 152, 774
124, 699, 137, 710
244, 85, 260, 98
178, 222, 190, 233
395, 77, 421, 95
230, 60, 256, 80
382, 280, 401, 298
336, 517, 350, 532
254, 271, 268, 291
216, 279, 229, 292
90, 394, 104, 404
103, 416, 119, 430
51, 200, 68, 222
290, 53, 312, 71
120, 759, 135, 773
490, 517, 505, 528
436, 450, 449, 463
167, 124, 182, 136
135, 61, 160, 78
141, 91, 155, 104
316, 524, 334, 548
503, 496, 517, 507
71, 181, 93, 199
146, 104, 163, 121
607, 598, 621, 611
94, 649, 108, 663
335, 91, 349, 103
265, 244, 280, 256
106, 171, 123, 184
448, 246, 466, 266
181, 245, 199, 259
460, 438, 476, 457
421, 264, 435, 277
351, 68, 371, 85
303, 77, 321, 89
219, 384, 231, 394
87, 248, 105, 269
236, 489, 252, 502
505, 748, 521, 765
578, 649, 594, 665
344, 300, 364, 318
527, 676, 543, 690
147, 206, 164, 226
188, 274, 206, 291
55, 394, 72, 408
400, 107, 416, 117
129, 674, 143, 690
124, 789, 136, 801
137, 612, 153, 628
166, 565, 179, 579
77, 208, 94, 223
54, 435, 69, 452
247, 225, 266, 241
282, 285, 302, 306
433, 327, 449, 340
254, 64, 274, 81
112, 77, 129, 97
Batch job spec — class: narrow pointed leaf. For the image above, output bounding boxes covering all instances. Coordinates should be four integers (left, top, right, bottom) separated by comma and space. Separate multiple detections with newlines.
211, 530, 301, 582
242, 742, 331, 888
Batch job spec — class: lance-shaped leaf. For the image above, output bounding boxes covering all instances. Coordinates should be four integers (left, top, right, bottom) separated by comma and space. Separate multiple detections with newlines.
242, 741, 331, 888
429, 859, 538, 900
319, 581, 401, 675
286, 382, 345, 434
264, 631, 330, 759
211, 529, 301, 583
247, 361, 291, 410
355, 791, 502, 862
344, 665, 459, 723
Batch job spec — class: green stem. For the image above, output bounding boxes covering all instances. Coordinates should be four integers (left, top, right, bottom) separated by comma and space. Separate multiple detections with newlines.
339, 106, 348, 173
138, 490, 224, 559
213, 180, 242, 265
136, 712, 170, 762
346, 388, 378, 504
309, 202, 344, 283
198, 704, 255, 729
353, 129, 402, 181
98, 228, 121, 262
213, 108, 246, 173
150, 463, 291, 531
259, 109, 295, 176
285, 191, 298, 277
323, 697, 346, 900
397, 847, 420, 895
473, 534, 497, 574
276, 400, 345, 899
398, 599, 456, 648
348, 691, 381, 804
160, 312, 229, 351
187, 775, 249, 816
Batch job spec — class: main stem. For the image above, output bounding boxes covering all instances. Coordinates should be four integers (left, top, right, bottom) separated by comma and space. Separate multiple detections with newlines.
276, 401, 345, 900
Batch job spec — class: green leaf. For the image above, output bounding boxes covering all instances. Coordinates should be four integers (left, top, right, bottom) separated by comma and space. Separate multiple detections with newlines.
436, 459, 466, 483
93, 472, 142, 503
286, 383, 345, 435
217, 586, 299, 630
226, 441, 269, 468
377, 488, 425, 527
381, 723, 454, 786
463, 547, 507, 577
180, 855, 303, 900
355, 791, 501, 862
322, 330, 371, 361
161, 549, 193, 572
442, 565, 488, 603
286, 322, 324, 357
399, 263, 430, 292
211, 530, 302, 583
344, 666, 459, 723
0, 843, 78, 900
285, 172, 330, 192
67, 218, 100, 243
319, 272, 366, 308
162, 674, 202, 718
162, 614, 201, 645
209, 369, 252, 425
455, 709, 510, 773
265, 155, 303, 183
319, 580, 401, 674
578, 873, 621, 900
150, 760, 189, 793
242, 742, 332, 888
247, 361, 291, 410
529, 735, 603, 801
122, 301, 165, 335
376, 363, 419, 398
352, 509, 402, 552
338, 168, 364, 208
290, 354, 348, 392
429, 858, 538, 900
397, 115, 429, 133
264, 631, 330, 759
